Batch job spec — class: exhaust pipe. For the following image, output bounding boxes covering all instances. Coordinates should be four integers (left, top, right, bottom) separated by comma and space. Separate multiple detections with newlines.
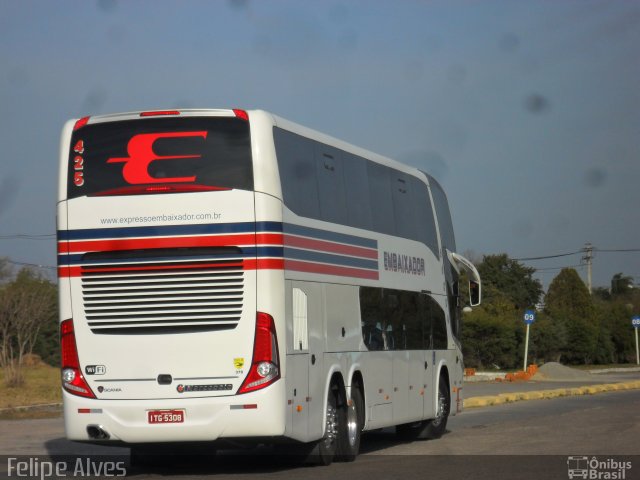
87, 425, 110, 440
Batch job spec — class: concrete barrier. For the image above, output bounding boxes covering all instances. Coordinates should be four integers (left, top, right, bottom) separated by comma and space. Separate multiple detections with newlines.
463, 381, 640, 409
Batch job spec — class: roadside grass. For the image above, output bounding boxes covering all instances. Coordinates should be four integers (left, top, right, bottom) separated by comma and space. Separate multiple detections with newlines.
0, 363, 61, 410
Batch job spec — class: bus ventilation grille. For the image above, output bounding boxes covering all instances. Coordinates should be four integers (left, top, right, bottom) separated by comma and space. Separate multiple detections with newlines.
80, 257, 244, 335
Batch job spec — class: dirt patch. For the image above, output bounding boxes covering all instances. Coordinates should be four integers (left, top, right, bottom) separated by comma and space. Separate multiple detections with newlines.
532, 362, 595, 382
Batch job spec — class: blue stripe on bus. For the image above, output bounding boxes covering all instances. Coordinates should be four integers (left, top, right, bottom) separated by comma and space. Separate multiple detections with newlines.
58, 222, 375, 255
283, 247, 378, 270
58, 222, 264, 241
283, 223, 378, 249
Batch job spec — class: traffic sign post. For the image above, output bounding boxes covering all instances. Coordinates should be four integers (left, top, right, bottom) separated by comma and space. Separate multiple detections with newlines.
632, 316, 640, 365
523, 310, 536, 371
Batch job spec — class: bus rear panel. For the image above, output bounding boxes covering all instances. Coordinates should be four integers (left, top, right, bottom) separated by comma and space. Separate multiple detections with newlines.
58, 110, 285, 443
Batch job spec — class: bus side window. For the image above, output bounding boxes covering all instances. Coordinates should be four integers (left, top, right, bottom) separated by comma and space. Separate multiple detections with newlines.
315, 145, 348, 225
343, 153, 373, 230
292, 288, 308, 351
273, 128, 320, 219
360, 287, 384, 351
431, 298, 448, 350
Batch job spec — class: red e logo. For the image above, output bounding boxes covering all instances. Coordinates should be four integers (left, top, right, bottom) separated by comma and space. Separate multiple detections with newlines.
107, 131, 208, 184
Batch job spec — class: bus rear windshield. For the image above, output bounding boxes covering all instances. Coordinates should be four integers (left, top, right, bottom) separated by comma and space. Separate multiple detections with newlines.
67, 116, 253, 198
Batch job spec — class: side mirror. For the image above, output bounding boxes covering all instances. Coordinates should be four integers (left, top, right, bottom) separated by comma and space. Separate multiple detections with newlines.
469, 280, 481, 307
447, 250, 482, 307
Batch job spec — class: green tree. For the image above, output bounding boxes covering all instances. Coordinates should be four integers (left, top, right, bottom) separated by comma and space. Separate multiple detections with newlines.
592, 302, 616, 364
525, 311, 567, 364
460, 254, 544, 370
461, 307, 518, 370
611, 272, 634, 297
0, 257, 12, 284
478, 254, 543, 309
545, 268, 598, 364
602, 294, 638, 363
0, 268, 57, 385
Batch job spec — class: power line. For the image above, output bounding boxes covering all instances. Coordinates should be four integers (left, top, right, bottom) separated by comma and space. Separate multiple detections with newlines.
513, 250, 582, 261
513, 246, 640, 262
5, 259, 56, 270
595, 248, 640, 253
0, 234, 55, 240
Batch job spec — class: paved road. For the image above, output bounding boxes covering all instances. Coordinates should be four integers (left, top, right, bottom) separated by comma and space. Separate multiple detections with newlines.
1, 389, 638, 479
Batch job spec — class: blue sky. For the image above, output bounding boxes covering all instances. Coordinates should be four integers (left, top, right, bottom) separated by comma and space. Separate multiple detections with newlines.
0, 0, 639, 290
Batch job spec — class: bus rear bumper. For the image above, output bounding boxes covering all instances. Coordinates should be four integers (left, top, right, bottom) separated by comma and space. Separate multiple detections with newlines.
63, 389, 286, 444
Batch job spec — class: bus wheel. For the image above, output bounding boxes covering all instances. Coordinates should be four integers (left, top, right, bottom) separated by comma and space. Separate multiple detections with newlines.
336, 386, 363, 462
308, 386, 339, 465
396, 375, 450, 440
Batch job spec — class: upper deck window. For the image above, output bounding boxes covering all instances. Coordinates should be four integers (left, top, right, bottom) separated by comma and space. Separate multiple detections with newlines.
67, 116, 252, 198
274, 127, 439, 257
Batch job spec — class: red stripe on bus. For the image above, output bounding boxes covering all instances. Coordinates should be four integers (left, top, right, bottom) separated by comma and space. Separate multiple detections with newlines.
283, 234, 378, 259
77, 262, 243, 276
284, 260, 379, 280
58, 259, 286, 278
244, 258, 285, 270
59, 233, 284, 254
58, 266, 82, 278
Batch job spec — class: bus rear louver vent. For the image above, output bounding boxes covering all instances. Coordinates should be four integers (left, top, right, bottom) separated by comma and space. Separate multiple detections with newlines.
80, 248, 244, 335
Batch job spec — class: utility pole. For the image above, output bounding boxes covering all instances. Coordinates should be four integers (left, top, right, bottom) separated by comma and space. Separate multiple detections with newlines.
583, 243, 593, 294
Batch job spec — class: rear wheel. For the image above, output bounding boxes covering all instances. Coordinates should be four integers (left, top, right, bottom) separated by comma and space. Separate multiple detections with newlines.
336, 386, 363, 462
307, 385, 339, 465
396, 374, 450, 440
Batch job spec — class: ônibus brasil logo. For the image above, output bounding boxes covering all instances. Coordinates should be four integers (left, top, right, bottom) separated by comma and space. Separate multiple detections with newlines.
567, 456, 632, 479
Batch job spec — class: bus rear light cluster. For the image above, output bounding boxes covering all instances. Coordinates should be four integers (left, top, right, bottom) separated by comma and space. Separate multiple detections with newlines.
60, 319, 96, 399
73, 116, 90, 131
237, 312, 280, 394
233, 109, 249, 121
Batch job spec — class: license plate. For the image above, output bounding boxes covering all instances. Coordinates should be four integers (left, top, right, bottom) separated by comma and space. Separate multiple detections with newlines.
147, 409, 185, 424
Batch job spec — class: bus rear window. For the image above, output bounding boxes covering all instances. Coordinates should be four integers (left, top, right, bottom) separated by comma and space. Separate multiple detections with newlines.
67, 116, 253, 198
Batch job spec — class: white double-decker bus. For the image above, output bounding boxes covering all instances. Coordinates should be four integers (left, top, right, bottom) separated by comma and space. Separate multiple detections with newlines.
57, 108, 480, 463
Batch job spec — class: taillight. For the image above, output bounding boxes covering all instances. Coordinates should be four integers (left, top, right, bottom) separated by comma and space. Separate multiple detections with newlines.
139, 110, 181, 117
60, 320, 96, 398
73, 116, 90, 131
237, 312, 280, 394
91, 184, 231, 196
233, 109, 249, 121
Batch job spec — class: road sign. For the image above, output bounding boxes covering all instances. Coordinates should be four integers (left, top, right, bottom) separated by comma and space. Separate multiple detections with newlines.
634, 316, 640, 365
524, 310, 536, 325
522, 310, 536, 371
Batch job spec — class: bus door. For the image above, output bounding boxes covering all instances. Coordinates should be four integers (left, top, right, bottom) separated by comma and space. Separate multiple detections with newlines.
422, 294, 438, 420
287, 282, 324, 442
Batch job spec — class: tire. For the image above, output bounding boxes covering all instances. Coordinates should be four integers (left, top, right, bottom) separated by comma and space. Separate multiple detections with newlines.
336, 386, 363, 462
396, 374, 450, 440
307, 385, 339, 465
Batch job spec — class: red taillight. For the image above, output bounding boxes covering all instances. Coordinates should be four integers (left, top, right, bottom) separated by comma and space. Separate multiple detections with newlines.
73, 116, 90, 131
140, 110, 181, 117
233, 109, 249, 121
92, 184, 231, 196
60, 319, 96, 399
237, 312, 280, 394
